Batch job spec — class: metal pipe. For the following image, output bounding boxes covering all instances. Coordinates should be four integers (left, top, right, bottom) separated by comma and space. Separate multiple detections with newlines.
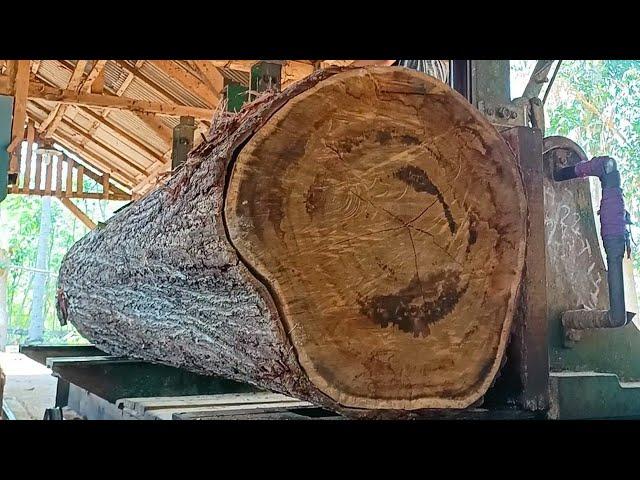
555, 156, 631, 328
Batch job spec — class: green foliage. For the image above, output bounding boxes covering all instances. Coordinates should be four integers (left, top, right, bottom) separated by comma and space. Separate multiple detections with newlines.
542, 60, 640, 271
1, 169, 127, 346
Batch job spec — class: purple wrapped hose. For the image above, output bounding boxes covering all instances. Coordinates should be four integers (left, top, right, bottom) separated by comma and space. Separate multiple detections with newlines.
574, 156, 626, 239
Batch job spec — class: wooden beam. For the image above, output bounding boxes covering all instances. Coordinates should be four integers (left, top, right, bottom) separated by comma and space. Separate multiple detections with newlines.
133, 161, 171, 195
30, 60, 42, 75
151, 60, 219, 107
281, 61, 315, 89
82, 60, 107, 93
21, 121, 35, 193
78, 107, 165, 160
192, 61, 224, 98
27, 80, 214, 119
208, 60, 257, 72
115, 61, 189, 107
28, 95, 138, 189
46, 127, 137, 187
59, 198, 96, 229
58, 112, 147, 175
40, 60, 88, 138
8, 61, 30, 172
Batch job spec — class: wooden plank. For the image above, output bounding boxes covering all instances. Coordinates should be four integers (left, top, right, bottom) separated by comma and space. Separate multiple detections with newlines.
20, 189, 130, 201
143, 401, 313, 421
33, 151, 43, 193
67, 60, 89, 92
8, 60, 30, 173
173, 405, 341, 421
77, 165, 84, 195
192, 61, 224, 98
55, 153, 63, 196
41, 60, 88, 138
118, 392, 304, 416
102, 172, 110, 199
82, 60, 107, 93
37, 103, 62, 133
49, 129, 137, 187
21, 121, 35, 192
151, 60, 219, 107
115, 61, 190, 107
135, 112, 173, 144
59, 198, 96, 229
281, 61, 315, 88
44, 155, 53, 195
27, 80, 214, 119
57, 114, 147, 175
65, 158, 74, 197
30, 60, 42, 75
208, 60, 257, 72
79, 107, 165, 160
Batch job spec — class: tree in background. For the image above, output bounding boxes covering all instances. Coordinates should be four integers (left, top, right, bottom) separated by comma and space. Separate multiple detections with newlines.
543, 60, 640, 272
26, 196, 52, 344
0, 206, 8, 351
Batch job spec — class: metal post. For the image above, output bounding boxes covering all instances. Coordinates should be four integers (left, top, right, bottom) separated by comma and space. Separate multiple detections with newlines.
249, 61, 283, 102
171, 116, 196, 170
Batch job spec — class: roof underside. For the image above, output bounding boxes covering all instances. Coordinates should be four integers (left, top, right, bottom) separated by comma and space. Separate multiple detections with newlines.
1, 60, 353, 198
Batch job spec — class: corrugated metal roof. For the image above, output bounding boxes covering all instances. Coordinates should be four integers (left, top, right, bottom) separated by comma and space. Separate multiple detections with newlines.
19, 60, 328, 193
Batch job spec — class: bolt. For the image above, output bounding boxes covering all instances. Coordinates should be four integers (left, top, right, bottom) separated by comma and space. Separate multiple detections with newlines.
496, 106, 510, 118
486, 107, 495, 115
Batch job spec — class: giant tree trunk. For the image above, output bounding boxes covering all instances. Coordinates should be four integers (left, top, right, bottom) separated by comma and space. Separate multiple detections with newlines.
57, 67, 527, 416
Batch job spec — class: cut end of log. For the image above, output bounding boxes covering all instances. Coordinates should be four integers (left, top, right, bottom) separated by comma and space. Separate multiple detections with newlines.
58, 67, 527, 415
225, 68, 527, 410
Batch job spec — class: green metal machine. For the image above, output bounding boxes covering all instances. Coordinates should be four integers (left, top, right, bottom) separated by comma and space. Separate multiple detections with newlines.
0, 94, 14, 204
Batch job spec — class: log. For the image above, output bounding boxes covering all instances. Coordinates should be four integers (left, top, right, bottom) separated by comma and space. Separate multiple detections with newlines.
57, 67, 528, 416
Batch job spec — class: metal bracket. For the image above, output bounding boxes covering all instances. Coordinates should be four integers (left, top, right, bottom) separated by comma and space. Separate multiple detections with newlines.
477, 100, 528, 128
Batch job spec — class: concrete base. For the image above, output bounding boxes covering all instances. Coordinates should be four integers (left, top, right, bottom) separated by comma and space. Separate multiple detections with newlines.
549, 371, 640, 419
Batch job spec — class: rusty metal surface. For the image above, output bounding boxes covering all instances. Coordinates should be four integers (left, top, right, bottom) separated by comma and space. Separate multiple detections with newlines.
485, 127, 548, 411
543, 136, 640, 380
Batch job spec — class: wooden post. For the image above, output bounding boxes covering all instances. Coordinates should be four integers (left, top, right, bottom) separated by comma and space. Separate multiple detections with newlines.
59, 198, 96, 230
33, 152, 43, 193
66, 158, 74, 197
44, 154, 53, 196
77, 165, 84, 196
21, 121, 35, 193
102, 173, 110, 200
55, 154, 64, 197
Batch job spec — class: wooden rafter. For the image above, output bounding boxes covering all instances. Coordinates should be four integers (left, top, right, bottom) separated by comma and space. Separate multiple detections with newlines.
81, 60, 107, 93
58, 110, 148, 176
59, 198, 97, 229
22, 80, 215, 119
40, 60, 88, 138
7, 60, 30, 163
78, 107, 165, 160
151, 60, 219, 107
192, 61, 224, 98
208, 60, 258, 71
115, 61, 193, 107
28, 98, 137, 189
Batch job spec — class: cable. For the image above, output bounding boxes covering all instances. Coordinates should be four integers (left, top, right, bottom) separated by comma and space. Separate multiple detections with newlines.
543, 60, 563, 105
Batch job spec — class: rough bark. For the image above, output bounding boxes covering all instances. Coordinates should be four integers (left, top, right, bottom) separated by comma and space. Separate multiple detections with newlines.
57, 67, 527, 416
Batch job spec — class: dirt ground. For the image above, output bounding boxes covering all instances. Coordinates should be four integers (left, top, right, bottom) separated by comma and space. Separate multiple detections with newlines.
0, 349, 57, 420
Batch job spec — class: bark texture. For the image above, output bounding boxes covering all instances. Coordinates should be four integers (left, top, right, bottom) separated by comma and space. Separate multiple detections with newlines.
57, 67, 527, 416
